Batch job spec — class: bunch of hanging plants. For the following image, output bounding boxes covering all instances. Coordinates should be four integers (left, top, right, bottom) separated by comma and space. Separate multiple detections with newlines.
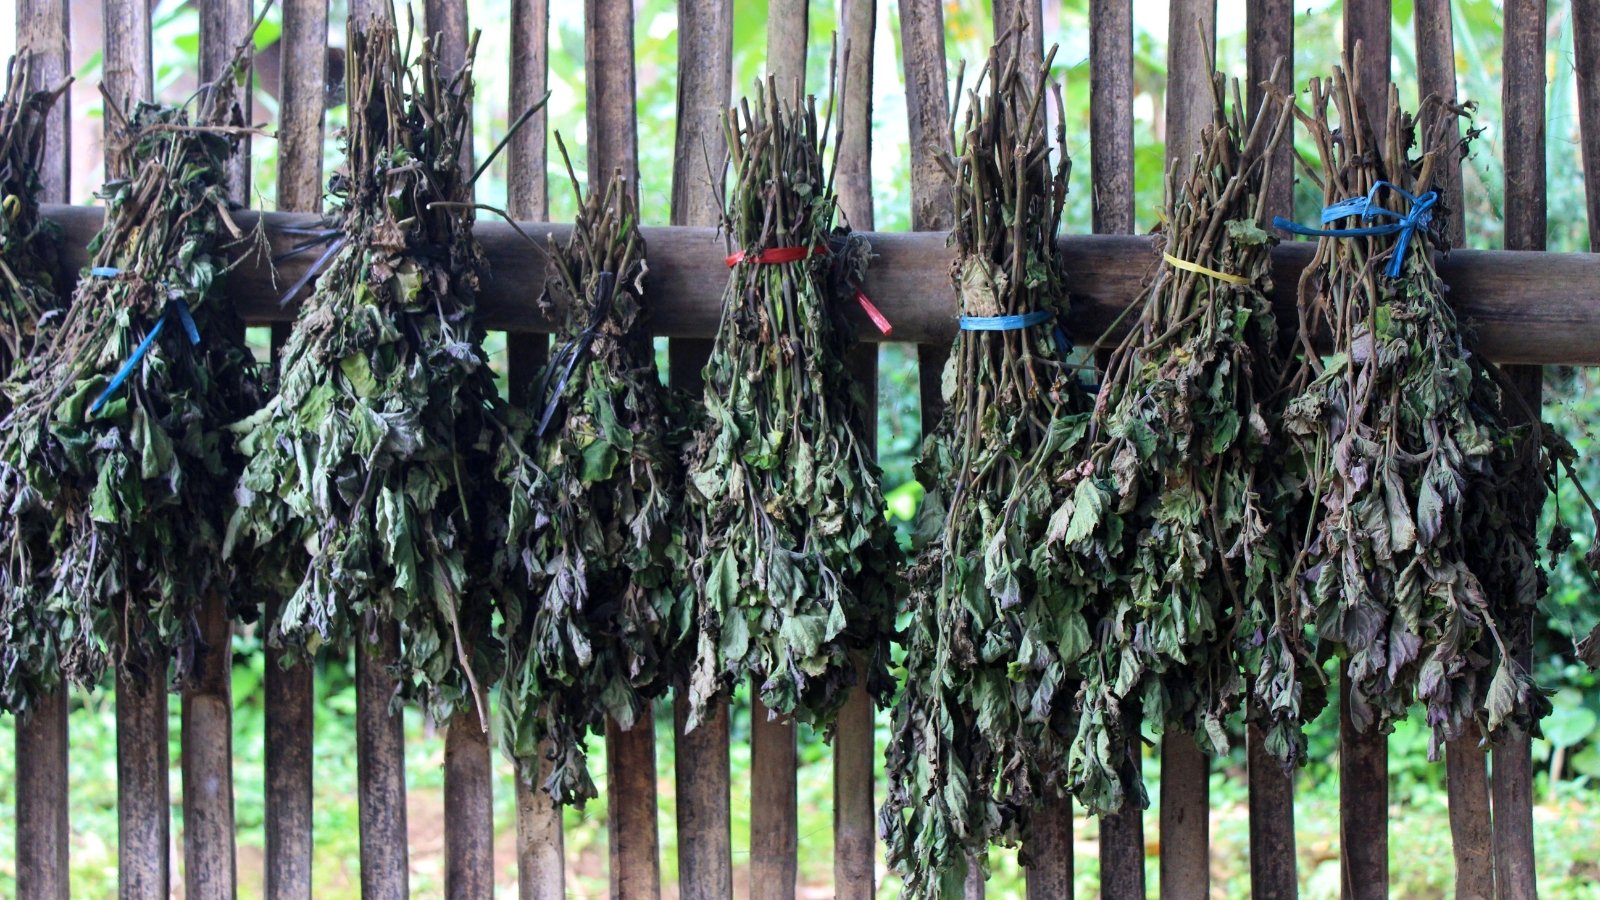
1276, 66, 1599, 752
228, 16, 508, 724
496, 151, 686, 806
0, 49, 264, 711
1054, 75, 1314, 815
679, 74, 901, 732
880, 43, 1099, 895
0, 53, 71, 715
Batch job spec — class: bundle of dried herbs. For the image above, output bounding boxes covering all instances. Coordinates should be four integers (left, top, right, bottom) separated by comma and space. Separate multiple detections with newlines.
1275, 69, 1583, 750
880, 45, 1097, 894
228, 17, 504, 723
497, 157, 684, 806
1055, 77, 1312, 814
0, 54, 66, 382
0, 53, 263, 711
680, 77, 900, 731
0, 54, 70, 715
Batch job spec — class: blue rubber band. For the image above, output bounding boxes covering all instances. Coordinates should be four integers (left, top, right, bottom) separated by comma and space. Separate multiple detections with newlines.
89, 300, 202, 415
89, 267, 122, 278
959, 309, 1053, 331
1272, 181, 1437, 278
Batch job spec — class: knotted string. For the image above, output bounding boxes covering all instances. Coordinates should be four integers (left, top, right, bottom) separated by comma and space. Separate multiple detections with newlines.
90, 298, 202, 415
1272, 180, 1437, 278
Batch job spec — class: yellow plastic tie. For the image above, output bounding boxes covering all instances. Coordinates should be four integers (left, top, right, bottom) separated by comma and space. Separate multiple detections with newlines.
1162, 252, 1250, 286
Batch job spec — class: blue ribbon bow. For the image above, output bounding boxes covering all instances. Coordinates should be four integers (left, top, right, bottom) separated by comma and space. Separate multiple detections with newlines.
90, 300, 202, 415
1272, 180, 1437, 278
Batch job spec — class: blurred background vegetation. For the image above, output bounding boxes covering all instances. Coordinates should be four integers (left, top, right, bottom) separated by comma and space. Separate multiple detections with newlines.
1, 0, 1598, 895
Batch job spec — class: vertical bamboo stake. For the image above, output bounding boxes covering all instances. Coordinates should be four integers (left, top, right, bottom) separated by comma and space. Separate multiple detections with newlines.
1578, 0, 1600, 256
749, 7, 808, 898
1243, 4, 1297, 897
670, 2, 735, 895
1338, 684, 1388, 899
992, 0, 1044, 73
425, 6, 497, 898
342, 9, 412, 898
833, 2, 877, 896
1495, 2, 1546, 896
1335, 20, 1394, 900
357, 622, 410, 899
14, 1, 72, 896
267, 7, 324, 895
103, 0, 168, 895
1160, 2, 1215, 897
584, 1, 660, 895
1416, 4, 1494, 897
751, 697, 799, 900
995, 10, 1078, 895
506, 1, 563, 897
1343, 0, 1391, 140
898, 0, 956, 447
184, 4, 254, 896
766, 0, 807, 99
898, 1, 965, 891
1088, 0, 1145, 894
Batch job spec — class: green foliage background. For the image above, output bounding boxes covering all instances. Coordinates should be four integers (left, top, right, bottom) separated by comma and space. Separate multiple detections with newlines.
1, 0, 1599, 895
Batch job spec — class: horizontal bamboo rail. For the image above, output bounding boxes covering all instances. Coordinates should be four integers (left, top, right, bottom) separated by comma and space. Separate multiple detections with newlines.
42, 203, 1600, 365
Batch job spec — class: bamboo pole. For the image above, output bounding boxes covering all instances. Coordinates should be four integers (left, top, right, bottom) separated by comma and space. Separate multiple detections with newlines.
505, 2, 563, 897
766, 0, 807, 99
1334, 28, 1396, 897
1160, 2, 1216, 896
1339, 684, 1388, 899
833, 2, 878, 896
583, 1, 661, 895
1415, 4, 1496, 898
1579, 0, 1600, 256
897, 1, 972, 890
14, 1, 72, 896
748, 7, 808, 899
1344, 0, 1391, 143
37, 204, 1600, 365
357, 623, 410, 899
670, 2, 735, 896
182, 4, 255, 896
336, 8, 412, 898
1088, 0, 1146, 893
751, 697, 799, 900
424, 6, 498, 898
1493, 1, 1547, 896
266, 5, 324, 895
103, 0, 168, 895
1243, 2, 1298, 896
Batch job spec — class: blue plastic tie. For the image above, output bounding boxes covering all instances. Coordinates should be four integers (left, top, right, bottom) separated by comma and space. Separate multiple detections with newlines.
1272, 180, 1437, 278
958, 309, 1053, 331
89, 300, 202, 415
89, 267, 122, 278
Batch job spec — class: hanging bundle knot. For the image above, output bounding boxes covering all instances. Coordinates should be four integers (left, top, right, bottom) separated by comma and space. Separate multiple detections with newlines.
1273, 180, 1438, 277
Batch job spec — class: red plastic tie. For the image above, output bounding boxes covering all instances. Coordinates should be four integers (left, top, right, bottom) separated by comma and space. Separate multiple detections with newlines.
724, 244, 829, 267
724, 242, 892, 335
854, 289, 892, 336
